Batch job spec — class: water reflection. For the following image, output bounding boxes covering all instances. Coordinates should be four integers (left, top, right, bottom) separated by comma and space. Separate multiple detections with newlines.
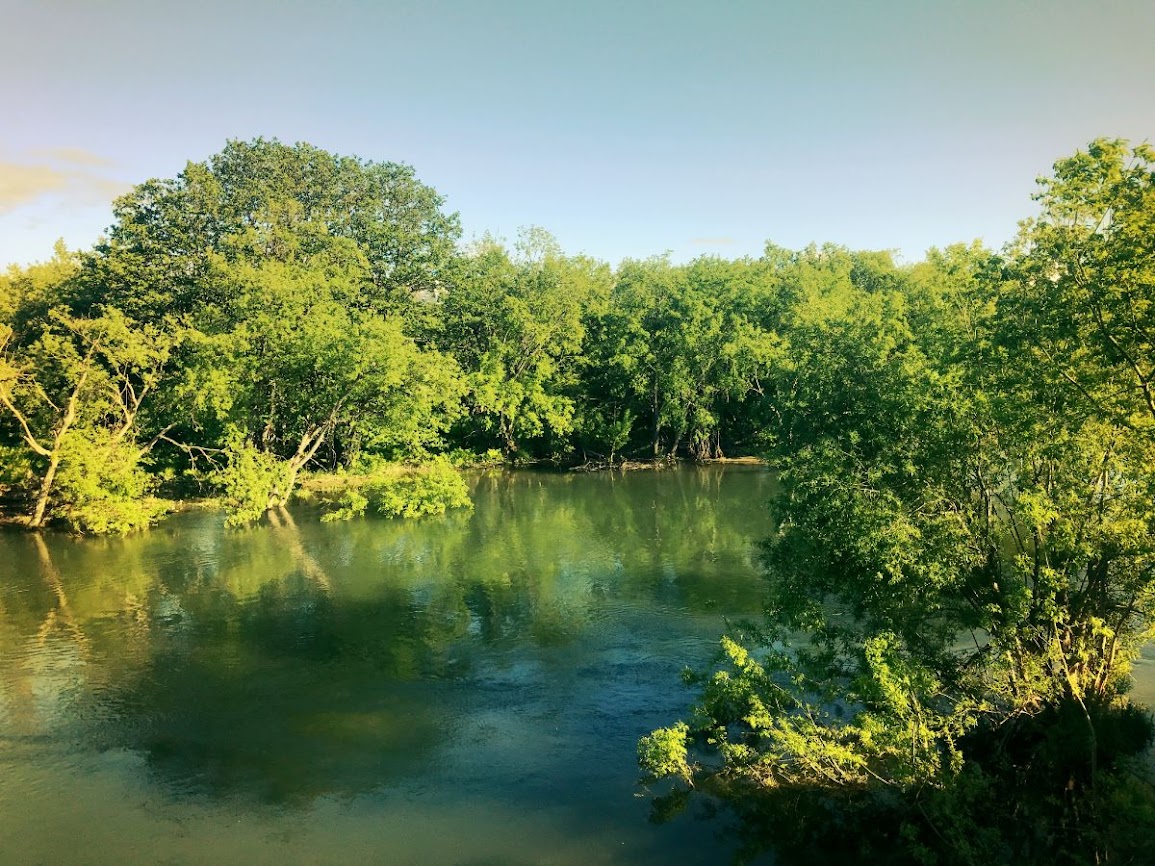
0, 466, 776, 863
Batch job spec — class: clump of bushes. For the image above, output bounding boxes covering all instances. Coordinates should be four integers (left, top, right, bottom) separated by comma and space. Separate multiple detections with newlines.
322, 458, 472, 522
53, 430, 169, 534
216, 438, 292, 527
447, 448, 505, 468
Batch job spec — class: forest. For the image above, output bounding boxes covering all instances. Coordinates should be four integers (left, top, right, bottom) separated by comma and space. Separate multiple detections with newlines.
2, 137, 1154, 862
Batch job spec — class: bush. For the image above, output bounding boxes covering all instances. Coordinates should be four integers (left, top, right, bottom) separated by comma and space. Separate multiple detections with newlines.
322, 458, 471, 521
321, 487, 369, 522
446, 448, 505, 468
53, 430, 168, 534
638, 722, 693, 785
215, 438, 290, 526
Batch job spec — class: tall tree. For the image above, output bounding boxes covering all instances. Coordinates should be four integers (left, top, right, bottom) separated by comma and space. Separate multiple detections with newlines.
84, 138, 461, 322
587, 256, 776, 460
1000, 138, 1155, 436
440, 230, 610, 456
183, 248, 463, 520
63, 139, 468, 520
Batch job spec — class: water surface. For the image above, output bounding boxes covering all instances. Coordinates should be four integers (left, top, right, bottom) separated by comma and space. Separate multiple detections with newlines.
0, 466, 775, 865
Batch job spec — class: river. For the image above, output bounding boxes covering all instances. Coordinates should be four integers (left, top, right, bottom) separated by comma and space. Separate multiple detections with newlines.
0, 466, 779, 865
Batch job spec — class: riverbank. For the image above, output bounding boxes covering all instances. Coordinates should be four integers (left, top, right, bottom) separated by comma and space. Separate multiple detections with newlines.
0, 455, 770, 534
570, 455, 768, 472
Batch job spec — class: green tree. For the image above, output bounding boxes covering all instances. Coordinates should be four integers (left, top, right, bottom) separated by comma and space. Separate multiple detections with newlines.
0, 241, 80, 331
189, 253, 464, 518
1000, 138, 1155, 436
640, 146, 1155, 862
440, 230, 610, 456
0, 307, 176, 529
66, 139, 468, 520
85, 138, 461, 322
586, 256, 777, 461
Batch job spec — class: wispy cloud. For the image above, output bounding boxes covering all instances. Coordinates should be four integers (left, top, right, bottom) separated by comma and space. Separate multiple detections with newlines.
0, 149, 128, 214
0, 163, 69, 211
36, 146, 117, 168
688, 236, 737, 246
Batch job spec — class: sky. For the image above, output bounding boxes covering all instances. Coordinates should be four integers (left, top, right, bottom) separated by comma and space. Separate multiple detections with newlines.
2, 0, 1153, 268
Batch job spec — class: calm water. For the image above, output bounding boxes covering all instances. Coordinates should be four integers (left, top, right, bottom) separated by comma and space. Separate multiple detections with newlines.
0, 466, 780, 865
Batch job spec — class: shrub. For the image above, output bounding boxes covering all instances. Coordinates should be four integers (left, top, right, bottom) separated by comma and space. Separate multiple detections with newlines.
322, 458, 471, 521
53, 430, 168, 534
216, 438, 290, 526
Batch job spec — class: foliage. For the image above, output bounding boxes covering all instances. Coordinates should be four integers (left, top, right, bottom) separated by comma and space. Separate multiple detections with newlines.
1001, 138, 1155, 436
440, 230, 610, 455
51, 429, 168, 534
368, 460, 471, 518
321, 459, 472, 521
85, 138, 461, 321
70, 139, 468, 519
0, 444, 33, 498
0, 296, 177, 529
637, 721, 693, 785
639, 140, 1155, 864
578, 255, 779, 460
0, 241, 81, 332
216, 437, 291, 527
322, 487, 370, 522
446, 448, 505, 468
191, 253, 464, 504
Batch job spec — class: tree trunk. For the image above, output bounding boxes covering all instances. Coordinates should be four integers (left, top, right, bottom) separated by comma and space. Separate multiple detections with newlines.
266, 423, 330, 510
29, 451, 62, 528
26, 372, 86, 529
500, 415, 517, 455
651, 381, 662, 457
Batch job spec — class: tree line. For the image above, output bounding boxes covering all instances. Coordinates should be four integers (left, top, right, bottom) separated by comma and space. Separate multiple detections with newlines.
0, 137, 961, 530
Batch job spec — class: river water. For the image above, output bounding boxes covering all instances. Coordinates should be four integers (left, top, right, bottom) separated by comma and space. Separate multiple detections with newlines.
3, 465, 1152, 865
0, 466, 780, 865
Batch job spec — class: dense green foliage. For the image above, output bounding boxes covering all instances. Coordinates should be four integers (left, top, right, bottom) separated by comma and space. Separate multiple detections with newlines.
2, 134, 1153, 858
1, 137, 920, 530
639, 141, 1155, 864
321, 458, 472, 521
1, 139, 786, 526
2, 140, 467, 528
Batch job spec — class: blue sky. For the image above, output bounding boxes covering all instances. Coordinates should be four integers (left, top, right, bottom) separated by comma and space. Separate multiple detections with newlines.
2, 0, 1152, 267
